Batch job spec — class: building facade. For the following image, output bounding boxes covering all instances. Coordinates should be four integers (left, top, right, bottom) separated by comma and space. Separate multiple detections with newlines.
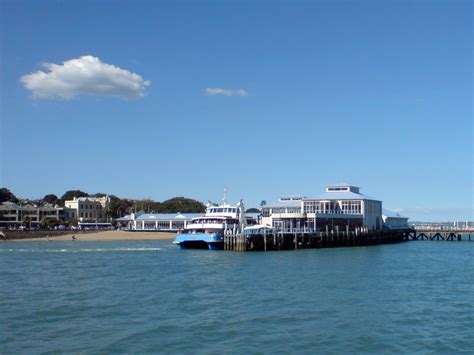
261, 184, 384, 232
117, 212, 202, 231
64, 196, 110, 222
0, 202, 72, 227
382, 209, 409, 230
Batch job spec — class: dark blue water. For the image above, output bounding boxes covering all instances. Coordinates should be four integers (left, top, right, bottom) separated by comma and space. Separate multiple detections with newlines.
1, 240, 473, 352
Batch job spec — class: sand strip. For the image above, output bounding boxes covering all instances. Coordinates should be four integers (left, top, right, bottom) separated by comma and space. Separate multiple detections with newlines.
7, 230, 176, 242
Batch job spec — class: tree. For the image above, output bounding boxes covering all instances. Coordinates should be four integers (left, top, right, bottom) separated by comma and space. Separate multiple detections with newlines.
41, 217, 64, 228
132, 199, 161, 213
60, 190, 89, 202
158, 197, 206, 213
93, 193, 107, 198
245, 208, 260, 213
22, 215, 31, 228
108, 196, 133, 218
43, 194, 59, 205
0, 188, 19, 203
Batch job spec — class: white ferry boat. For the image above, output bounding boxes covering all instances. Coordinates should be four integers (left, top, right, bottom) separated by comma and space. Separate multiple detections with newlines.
174, 192, 255, 250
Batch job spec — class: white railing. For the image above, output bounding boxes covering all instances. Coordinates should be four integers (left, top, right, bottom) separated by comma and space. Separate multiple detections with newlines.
305, 210, 361, 215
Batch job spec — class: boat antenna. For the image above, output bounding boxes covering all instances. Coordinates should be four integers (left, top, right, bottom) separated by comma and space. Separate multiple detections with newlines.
223, 187, 228, 206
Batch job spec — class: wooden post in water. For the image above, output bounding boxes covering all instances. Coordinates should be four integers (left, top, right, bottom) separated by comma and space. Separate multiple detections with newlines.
345, 225, 349, 246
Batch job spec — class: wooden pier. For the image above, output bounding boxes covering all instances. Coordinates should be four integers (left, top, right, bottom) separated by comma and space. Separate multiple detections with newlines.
405, 227, 472, 242
224, 227, 472, 252
224, 229, 410, 252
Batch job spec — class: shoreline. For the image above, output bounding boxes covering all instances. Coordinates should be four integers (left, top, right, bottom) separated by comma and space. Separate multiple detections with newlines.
4, 230, 177, 242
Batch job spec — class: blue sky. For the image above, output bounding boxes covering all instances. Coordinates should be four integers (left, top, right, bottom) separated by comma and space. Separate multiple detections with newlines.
1, 0, 472, 221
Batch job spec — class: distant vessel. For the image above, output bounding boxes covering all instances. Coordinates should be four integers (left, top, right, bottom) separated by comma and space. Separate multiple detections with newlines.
174, 191, 255, 250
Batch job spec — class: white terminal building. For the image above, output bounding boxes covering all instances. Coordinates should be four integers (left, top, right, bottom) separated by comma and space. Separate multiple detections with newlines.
261, 184, 406, 232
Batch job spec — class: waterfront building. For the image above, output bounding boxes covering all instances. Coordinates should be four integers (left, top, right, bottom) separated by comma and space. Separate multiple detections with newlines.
117, 212, 202, 231
261, 196, 306, 229
64, 196, 110, 222
382, 209, 409, 230
0, 202, 71, 227
261, 184, 384, 232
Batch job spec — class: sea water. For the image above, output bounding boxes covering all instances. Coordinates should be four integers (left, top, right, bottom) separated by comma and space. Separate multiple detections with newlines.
1, 239, 473, 352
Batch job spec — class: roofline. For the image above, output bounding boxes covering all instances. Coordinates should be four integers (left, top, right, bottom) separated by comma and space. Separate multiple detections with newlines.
303, 197, 381, 202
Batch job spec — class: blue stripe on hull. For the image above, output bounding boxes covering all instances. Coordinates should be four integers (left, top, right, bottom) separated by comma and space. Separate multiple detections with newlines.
174, 233, 223, 250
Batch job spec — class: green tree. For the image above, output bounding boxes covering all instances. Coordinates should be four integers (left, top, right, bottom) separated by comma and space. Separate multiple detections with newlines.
108, 196, 133, 218
132, 199, 161, 213
43, 194, 59, 205
0, 188, 19, 203
93, 192, 107, 198
60, 190, 89, 202
245, 208, 260, 213
158, 197, 205, 213
22, 215, 31, 228
41, 217, 64, 228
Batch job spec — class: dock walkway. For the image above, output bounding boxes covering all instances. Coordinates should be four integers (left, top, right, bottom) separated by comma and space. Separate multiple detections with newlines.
224, 228, 472, 252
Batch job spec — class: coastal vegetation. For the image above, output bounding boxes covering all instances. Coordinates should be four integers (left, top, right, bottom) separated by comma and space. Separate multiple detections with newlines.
0, 188, 19, 203
0, 187, 206, 216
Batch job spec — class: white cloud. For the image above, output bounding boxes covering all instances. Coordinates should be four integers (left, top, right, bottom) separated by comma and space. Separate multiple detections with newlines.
205, 87, 248, 97
20, 55, 151, 99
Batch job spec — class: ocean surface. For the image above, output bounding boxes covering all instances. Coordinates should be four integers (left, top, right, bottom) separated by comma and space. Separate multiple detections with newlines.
1, 239, 473, 353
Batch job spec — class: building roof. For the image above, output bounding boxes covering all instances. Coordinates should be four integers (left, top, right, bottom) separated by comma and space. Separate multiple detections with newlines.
382, 209, 408, 219
135, 213, 203, 221
264, 200, 302, 208
116, 215, 133, 221
305, 191, 380, 201
1, 202, 21, 209
326, 182, 359, 188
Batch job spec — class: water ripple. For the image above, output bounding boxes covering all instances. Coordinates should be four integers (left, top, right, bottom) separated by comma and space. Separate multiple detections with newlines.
0, 240, 473, 352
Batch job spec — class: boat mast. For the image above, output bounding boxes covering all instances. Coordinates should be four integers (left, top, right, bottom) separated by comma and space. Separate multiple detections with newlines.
223, 187, 228, 207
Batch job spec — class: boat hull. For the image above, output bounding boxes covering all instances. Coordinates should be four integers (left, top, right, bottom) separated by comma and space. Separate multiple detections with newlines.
174, 233, 224, 250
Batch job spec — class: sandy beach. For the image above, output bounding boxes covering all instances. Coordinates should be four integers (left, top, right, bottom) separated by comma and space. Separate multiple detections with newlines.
9, 230, 177, 242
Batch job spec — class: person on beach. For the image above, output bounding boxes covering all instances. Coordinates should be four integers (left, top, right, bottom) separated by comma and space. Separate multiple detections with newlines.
72, 234, 76, 241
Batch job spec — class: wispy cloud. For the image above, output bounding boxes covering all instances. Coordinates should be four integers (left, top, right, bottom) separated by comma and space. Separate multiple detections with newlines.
205, 87, 248, 97
20, 55, 151, 100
